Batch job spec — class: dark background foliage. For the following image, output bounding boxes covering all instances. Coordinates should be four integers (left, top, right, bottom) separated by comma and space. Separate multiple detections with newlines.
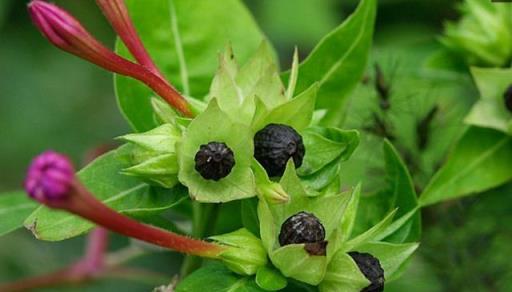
1, 0, 510, 291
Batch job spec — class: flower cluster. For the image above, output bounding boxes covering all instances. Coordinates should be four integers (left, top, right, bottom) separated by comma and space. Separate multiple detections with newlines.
23, 0, 418, 291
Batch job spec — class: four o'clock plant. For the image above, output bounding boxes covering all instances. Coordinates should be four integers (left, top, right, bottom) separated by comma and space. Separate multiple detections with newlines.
0, 0, 425, 291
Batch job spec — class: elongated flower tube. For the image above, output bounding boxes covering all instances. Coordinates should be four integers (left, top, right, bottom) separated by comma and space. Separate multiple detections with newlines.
95, 0, 164, 79
28, 0, 192, 117
24, 151, 225, 258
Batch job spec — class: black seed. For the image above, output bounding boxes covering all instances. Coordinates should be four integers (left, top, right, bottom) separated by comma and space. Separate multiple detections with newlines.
279, 211, 325, 246
194, 142, 235, 181
253, 124, 305, 177
349, 252, 385, 292
504, 85, 512, 112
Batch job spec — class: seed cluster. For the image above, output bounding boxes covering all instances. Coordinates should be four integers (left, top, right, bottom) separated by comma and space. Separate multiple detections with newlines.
349, 251, 385, 292
253, 124, 305, 177
194, 142, 235, 181
279, 211, 326, 255
504, 85, 512, 112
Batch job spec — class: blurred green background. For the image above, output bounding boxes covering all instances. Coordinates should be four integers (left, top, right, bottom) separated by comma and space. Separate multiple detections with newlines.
1, 0, 510, 291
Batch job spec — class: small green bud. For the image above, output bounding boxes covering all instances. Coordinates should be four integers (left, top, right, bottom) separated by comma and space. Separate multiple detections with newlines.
210, 228, 268, 275
119, 123, 181, 153
119, 124, 182, 188
258, 181, 289, 204
121, 153, 179, 188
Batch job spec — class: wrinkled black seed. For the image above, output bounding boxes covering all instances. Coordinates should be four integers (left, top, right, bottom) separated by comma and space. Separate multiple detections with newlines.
279, 211, 325, 247
349, 252, 385, 292
504, 85, 512, 112
194, 142, 235, 181
253, 124, 305, 177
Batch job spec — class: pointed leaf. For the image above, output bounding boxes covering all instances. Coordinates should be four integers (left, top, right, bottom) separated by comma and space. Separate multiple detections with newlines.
420, 127, 512, 206
355, 241, 419, 280
284, 0, 377, 126
0, 192, 37, 237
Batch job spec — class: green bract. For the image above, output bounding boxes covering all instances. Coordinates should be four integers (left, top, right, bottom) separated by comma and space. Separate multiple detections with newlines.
441, 0, 512, 67
210, 228, 268, 275
257, 161, 352, 285
208, 42, 285, 125
177, 100, 256, 203
465, 67, 512, 134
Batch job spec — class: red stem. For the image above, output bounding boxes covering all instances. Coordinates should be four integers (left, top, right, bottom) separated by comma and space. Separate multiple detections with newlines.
0, 268, 84, 292
96, 0, 165, 80
64, 182, 225, 259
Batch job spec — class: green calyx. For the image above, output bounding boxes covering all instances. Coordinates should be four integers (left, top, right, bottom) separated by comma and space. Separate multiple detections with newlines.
118, 123, 181, 188
177, 99, 256, 203
465, 67, 512, 134
210, 228, 268, 276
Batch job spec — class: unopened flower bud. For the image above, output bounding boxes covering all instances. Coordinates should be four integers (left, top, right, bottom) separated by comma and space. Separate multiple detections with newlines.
24, 151, 75, 202
258, 182, 289, 203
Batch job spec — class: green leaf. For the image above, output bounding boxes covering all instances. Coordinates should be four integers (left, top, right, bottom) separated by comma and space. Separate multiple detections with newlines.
381, 140, 421, 242
343, 210, 396, 251
319, 251, 370, 292
284, 0, 377, 126
355, 241, 419, 281
419, 127, 512, 206
255, 266, 288, 291
299, 128, 358, 176
176, 263, 264, 292
116, 0, 271, 131
0, 192, 37, 237
24, 147, 187, 241
177, 100, 256, 202
465, 67, 512, 134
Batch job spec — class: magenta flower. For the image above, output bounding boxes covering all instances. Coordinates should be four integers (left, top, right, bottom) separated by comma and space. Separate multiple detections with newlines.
24, 151, 75, 202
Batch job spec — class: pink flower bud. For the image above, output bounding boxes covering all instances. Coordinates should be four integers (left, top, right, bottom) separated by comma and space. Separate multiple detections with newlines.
28, 0, 192, 117
24, 151, 75, 202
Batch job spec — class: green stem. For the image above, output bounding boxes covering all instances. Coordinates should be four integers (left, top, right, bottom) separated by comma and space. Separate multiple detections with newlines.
180, 203, 220, 277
